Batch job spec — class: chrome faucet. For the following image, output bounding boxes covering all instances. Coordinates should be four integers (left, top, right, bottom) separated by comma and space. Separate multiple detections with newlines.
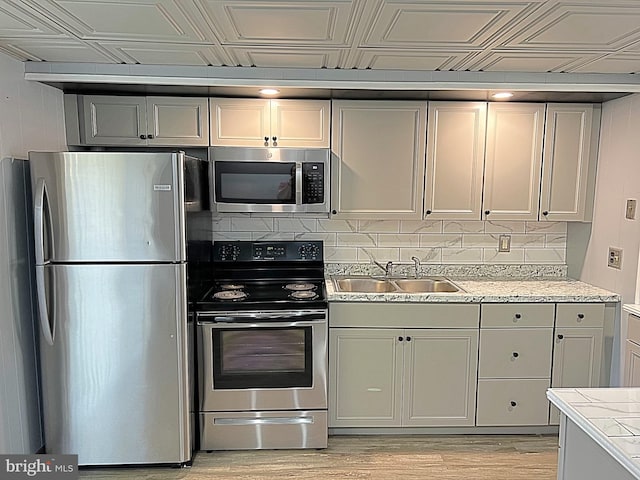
411, 256, 421, 278
373, 260, 394, 277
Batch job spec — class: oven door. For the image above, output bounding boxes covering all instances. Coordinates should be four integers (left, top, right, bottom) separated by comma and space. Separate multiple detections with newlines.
197, 310, 327, 412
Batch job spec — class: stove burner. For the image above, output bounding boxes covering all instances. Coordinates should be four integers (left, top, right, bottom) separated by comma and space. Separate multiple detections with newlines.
220, 283, 245, 290
284, 283, 316, 291
290, 290, 319, 300
213, 290, 248, 301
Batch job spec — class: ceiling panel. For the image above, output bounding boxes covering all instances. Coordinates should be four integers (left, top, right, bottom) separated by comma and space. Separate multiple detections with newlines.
571, 55, 640, 74
357, 50, 464, 70
0, 37, 118, 62
472, 52, 581, 73
196, 0, 356, 46
0, 0, 66, 37
229, 47, 341, 68
31, 0, 208, 43
101, 41, 224, 66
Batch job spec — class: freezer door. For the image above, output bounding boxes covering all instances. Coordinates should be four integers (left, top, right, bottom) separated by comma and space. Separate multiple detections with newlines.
38, 263, 190, 465
29, 152, 185, 263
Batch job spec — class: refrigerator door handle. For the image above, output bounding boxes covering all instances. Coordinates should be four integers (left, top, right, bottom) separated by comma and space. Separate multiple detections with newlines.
36, 265, 54, 345
34, 178, 46, 265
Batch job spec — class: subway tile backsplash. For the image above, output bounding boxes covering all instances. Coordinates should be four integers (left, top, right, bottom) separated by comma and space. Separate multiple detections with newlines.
197, 214, 567, 266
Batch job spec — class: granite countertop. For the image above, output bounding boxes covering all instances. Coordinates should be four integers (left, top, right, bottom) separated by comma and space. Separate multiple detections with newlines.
547, 388, 640, 479
326, 276, 620, 303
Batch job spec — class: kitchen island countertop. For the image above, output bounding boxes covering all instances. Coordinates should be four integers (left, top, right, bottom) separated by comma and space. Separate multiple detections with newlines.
326, 276, 620, 303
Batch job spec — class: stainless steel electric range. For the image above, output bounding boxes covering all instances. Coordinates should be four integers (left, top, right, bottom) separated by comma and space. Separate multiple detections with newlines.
195, 240, 328, 451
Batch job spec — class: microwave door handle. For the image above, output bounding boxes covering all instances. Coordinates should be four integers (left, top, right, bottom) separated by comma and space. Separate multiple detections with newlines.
295, 162, 303, 205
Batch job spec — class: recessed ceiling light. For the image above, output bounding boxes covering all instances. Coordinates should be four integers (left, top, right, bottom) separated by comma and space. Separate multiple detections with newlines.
492, 92, 514, 99
259, 88, 280, 96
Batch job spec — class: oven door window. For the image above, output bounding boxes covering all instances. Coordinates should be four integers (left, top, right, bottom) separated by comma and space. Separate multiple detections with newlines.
212, 326, 312, 389
215, 161, 296, 204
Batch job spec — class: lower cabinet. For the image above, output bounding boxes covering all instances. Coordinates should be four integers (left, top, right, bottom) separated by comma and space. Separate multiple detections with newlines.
549, 303, 605, 424
329, 327, 478, 427
476, 303, 554, 426
328, 303, 480, 428
624, 314, 640, 387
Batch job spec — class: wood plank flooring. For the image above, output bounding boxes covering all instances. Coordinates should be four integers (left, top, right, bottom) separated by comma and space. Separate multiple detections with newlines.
79, 435, 558, 479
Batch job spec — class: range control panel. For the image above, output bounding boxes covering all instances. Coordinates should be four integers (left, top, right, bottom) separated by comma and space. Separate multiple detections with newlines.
213, 241, 324, 262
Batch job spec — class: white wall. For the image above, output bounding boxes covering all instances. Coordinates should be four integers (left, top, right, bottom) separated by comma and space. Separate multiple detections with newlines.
574, 93, 640, 385
0, 53, 66, 453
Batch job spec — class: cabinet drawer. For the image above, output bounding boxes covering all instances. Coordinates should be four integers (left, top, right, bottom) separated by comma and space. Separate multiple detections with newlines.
627, 314, 640, 345
556, 303, 604, 328
481, 304, 554, 328
476, 379, 550, 426
479, 328, 553, 378
329, 303, 479, 328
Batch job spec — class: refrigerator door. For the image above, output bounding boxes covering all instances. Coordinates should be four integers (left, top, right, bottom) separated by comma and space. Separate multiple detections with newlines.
38, 263, 190, 465
29, 152, 185, 263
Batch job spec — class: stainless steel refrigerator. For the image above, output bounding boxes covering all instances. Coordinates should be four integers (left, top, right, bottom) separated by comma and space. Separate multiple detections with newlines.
28, 151, 207, 466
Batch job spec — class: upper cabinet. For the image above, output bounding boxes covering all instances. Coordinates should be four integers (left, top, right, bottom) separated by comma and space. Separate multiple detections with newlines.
74, 95, 209, 146
209, 98, 330, 148
540, 104, 600, 222
483, 103, 546, 221
424, 102, 487, 220
331, 100, 427, 220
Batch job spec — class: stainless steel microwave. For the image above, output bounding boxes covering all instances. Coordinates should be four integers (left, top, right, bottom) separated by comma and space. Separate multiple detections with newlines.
209, 147, 330, 214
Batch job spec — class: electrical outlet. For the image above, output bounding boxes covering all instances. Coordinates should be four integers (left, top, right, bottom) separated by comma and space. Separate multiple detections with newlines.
498, 234, 511, 252
608, 247, 623, 269
626, 199, 637, 220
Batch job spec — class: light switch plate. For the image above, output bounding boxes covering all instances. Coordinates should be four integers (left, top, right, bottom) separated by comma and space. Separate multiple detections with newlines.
498, 234, 511, 252
608, 247, 623, 269
626, 199, 637, 220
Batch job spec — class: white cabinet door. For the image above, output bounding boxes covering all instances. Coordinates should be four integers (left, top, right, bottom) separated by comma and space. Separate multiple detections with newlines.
624, 340, 640, 387
146, 97, 209, 146
329, 328, 403, 427
209, 98, 270, 147
331, 100, 427, 219
424, 102, 487, 220
81, 95, 147, 145
270, 100, 330, 148
540, 104, 598, 221
210, 98, 330, 147
403, 329, 478, 427
483, 103, 545, 220
550, 327, 604, 424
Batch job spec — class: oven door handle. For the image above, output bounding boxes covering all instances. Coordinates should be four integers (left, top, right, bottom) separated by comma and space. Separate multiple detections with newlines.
201, 310, 326, 323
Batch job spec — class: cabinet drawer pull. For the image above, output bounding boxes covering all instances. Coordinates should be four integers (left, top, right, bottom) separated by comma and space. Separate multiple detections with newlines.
514, 313, 522, 322
512, 352, 519, 358
510, 401, 517, 407
577, 313, 585, 320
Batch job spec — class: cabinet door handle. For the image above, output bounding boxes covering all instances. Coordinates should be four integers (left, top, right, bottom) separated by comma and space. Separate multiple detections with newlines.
398, 336, 404, 342
139, 134, 147, 139
512, 352, 519, 358
331, 209, 337, 215
425, 209, 432, 215
406, 336, 412, 342
557, 334, 564, 340
484, 210, 491, 215
542, 211, 549, 216
577, 313, 585, 320
264, 136, 269, 146
514, 313, 522, 321
147, 134, 154, 139
510, 401, 517, 407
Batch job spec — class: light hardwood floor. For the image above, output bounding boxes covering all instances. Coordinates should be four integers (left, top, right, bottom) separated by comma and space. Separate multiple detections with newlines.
79, 435, 558, 479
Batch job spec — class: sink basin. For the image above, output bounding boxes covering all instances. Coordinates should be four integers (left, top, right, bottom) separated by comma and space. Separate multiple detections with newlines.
334, 277, 396, 293
393, 278, 461, 293
332, 276, 463, 293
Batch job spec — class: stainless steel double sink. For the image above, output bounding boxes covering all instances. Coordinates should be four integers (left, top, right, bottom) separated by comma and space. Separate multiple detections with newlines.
331, 276, 463, 293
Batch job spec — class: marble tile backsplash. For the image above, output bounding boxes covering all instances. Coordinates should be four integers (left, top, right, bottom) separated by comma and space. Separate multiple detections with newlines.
191, 214, 568, 266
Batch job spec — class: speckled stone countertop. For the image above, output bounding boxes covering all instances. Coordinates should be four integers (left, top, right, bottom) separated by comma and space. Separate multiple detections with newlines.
325, 264, 619, 303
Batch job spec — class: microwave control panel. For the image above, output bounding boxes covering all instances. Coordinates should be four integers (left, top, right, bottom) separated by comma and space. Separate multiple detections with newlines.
302, 163, 325, 204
